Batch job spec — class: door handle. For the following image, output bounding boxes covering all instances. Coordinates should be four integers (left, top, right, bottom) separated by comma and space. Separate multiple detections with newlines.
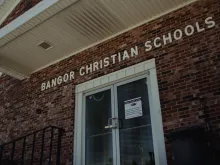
104, 125, 116, 129
104, 118, 118, 129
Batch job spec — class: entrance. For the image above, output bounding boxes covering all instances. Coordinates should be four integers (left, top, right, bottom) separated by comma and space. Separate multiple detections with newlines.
84, 76, 155, 165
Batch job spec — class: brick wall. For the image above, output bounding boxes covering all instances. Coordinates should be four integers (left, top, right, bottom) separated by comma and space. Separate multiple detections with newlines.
0, 0, 220, 164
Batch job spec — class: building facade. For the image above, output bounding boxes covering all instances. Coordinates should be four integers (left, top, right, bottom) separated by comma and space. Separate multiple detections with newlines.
0, 0, 220, 165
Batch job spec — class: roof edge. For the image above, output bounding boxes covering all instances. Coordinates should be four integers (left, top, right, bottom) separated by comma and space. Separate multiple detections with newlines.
0, 0, 58, 38
0, 67, 28, 80
0, 0, 21, 25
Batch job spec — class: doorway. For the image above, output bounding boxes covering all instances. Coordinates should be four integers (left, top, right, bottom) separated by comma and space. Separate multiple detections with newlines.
74, 59, 167, 165
85, 76, 155, 165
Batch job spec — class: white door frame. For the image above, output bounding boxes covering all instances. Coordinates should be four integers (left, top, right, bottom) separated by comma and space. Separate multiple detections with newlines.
74, 58, 167, 165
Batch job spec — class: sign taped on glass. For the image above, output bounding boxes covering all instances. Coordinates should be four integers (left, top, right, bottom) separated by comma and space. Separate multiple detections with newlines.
124, 97, 143, 119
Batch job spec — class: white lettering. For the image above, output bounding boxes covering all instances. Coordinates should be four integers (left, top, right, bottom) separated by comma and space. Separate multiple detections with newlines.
41, 83, 46, 91
86, 64, 93, 74
46, 81, 51, 89
145, 41, 152, 51
123, 50, 130, 60
51, 78, 57, 87
40, 16, 217, 91
205, 16, 216, 29
104, 57, 110, 67
130, 46, 139, 57
79, 67, 85, 76
57, 76, 62, 85
111, 54, 117, 64
70, 71, 75, 80
196, 22, 205, 33
93, 62, 99, 71
63, 73, 69, 82
100, 59, 103, 69
163, 33, 173, 45
184, 25, 195, 36
118, 52, 122, 62
173, 29, 183, 40
153, 37, 162, 48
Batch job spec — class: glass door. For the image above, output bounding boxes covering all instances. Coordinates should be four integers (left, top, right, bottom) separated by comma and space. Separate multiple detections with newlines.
85, 87, 115, 165
115, 77, 155, 165
84, 76, 155, 165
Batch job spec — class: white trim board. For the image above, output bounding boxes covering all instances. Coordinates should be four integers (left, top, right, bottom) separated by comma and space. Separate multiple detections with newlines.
75, 58, 156, 93
0, 66, 28, 80
74, 58, 167, 165
0, 0, 21, 25
0, 0, 58, 38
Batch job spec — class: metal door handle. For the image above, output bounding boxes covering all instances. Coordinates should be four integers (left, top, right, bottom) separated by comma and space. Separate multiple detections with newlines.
104, 125, 116, 129
104, 118, 118, 129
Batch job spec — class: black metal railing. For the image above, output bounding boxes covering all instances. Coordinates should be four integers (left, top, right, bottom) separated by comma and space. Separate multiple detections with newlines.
0, 126, 64, 165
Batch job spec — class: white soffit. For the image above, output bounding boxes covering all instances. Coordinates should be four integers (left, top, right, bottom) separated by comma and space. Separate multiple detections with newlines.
0, 0, 196, 79
0, 0, 79, 39
0, 0, 21, 25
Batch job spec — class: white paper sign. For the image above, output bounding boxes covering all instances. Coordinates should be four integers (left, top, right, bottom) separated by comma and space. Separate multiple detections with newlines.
124, 97, 143, 119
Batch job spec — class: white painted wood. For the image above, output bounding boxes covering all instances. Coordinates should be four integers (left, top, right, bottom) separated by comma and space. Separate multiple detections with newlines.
0, 56, 31, 79
0, 66, 27, 79
0, 0, 21, 25
125, 68, 135, 76
148, 68, 167, 165
117, 71, 126, 79
73, 92, 83, 165
76, 58, 155, 93
134, 64, 144, 73
0, 0, 59, 38
101, 77, 109, 85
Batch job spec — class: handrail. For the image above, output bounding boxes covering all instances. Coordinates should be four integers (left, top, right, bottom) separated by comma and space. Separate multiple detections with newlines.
0, 126, 64, 165
0, 126, 64, 147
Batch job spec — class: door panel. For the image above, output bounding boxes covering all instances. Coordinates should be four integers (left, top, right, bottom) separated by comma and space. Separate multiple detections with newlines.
84, 76, 155, 165
119, 126, 154, 165
85, 89, 113, 165
116, 78, 155, 165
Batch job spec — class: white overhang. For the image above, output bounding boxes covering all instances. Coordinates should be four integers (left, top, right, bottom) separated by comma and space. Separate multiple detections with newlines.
0, 0, 21, 25
0, 0, 196, 79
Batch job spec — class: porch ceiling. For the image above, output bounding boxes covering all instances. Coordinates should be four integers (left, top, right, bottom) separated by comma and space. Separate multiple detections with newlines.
0, 0, 195, 79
